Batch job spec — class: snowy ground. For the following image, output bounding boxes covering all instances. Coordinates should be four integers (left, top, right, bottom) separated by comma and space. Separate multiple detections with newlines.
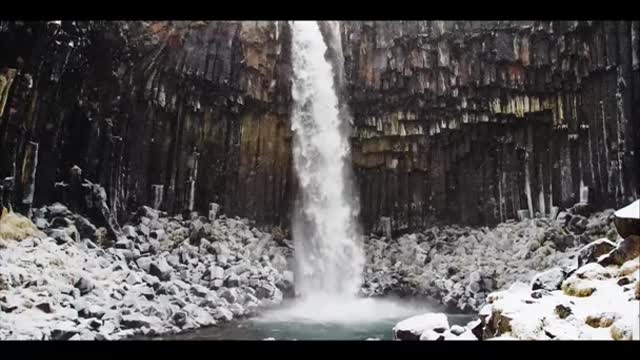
0, 204, 294, 340
363, 210, 616, 313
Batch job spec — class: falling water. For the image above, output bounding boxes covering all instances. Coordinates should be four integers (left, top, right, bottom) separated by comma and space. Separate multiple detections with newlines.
289, 21, 365, 299
247, 21, 451, 329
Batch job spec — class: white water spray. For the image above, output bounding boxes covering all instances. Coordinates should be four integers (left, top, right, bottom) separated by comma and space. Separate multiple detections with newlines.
289, 21, 364, 299
253, 21, 442, 326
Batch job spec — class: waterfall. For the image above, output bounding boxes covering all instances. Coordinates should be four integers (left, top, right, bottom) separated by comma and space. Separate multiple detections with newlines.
290, 21, 364, 299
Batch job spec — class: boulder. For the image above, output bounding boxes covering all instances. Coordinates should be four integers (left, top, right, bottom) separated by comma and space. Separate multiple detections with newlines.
74, 277, 95, 295
213, 307, 233, 322
209, 266, 224, 280
599, 235, 640, 267
136, 256, 152, 273
172, 311, 187, 328
450, 325, 466, 336
393, 313, 450, 340
613, 200, 640, 238
120, 314, 155, 329
149, 259, 173, 281
578, 239, 616, 267
531, 267, 565, 291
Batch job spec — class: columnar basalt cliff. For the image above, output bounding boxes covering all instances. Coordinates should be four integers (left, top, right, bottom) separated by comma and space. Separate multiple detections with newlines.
0, 21, 294, 228
341, 21, 639, 233
0, 21, 638, 235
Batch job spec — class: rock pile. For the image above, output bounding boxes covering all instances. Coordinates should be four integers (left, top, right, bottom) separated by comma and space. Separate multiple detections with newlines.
363, 209, 617, 313
392, 236, 639, 341
478, 242, 639, 340
0, 203, 294, 340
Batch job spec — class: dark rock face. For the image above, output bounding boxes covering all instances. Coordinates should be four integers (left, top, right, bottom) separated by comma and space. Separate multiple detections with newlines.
341, 20, 639, 233
1, 21, 638, 234
0, 21, 294, 230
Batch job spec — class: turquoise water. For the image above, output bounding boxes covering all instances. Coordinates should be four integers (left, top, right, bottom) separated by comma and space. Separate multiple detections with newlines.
153, 297, 475, 340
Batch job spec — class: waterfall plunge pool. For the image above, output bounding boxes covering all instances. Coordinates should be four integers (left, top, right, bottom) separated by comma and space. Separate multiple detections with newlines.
148, 296, 475, 340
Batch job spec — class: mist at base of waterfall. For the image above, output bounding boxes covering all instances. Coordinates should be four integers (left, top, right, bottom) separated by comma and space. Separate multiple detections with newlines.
254, 296, 438, 324
151, 297, 474, 340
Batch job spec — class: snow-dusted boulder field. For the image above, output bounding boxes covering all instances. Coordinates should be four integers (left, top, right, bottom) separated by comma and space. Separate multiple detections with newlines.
0, 204, 295, 340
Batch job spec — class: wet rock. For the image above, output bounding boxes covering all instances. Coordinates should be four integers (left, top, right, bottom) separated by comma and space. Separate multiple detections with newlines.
599, 235, 640, 267
578, 239, 616, 267
50, 326, 79, 341
585, 313, 619, 328
225, 273, 241, 288
190, 284, 209, 297
120, 314, 154, 329
219, 288, 238, 304
75, 217, 97, 239
450, 325, 465, 336
79, 305, 105, 319
208, 266, 224, 280
255, 283, 275, 299
140, 286, 155, 300
49, 228, 75, 244
167, 254, 180, 268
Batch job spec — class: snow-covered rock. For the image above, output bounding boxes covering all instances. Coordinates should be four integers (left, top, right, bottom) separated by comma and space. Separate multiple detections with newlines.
393, 313, 449, 340
531, 267, 565, 291
481, 255, 640, 340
